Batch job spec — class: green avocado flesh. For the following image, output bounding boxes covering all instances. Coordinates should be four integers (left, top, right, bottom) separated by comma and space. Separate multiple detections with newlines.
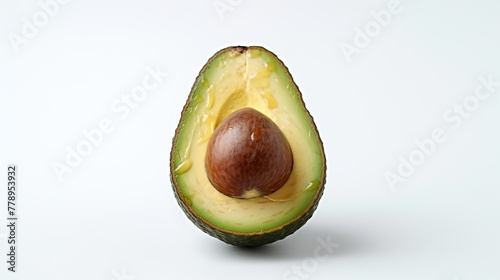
170, 46, 325, 246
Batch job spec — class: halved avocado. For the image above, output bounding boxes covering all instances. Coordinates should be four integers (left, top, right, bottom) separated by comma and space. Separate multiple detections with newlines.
170, 46, 326, 247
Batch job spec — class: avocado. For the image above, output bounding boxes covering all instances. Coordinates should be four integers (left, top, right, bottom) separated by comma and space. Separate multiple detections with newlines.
170, 46, 326, 247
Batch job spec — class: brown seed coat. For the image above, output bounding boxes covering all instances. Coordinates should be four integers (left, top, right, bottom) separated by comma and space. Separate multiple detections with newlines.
205, 108, 293, 198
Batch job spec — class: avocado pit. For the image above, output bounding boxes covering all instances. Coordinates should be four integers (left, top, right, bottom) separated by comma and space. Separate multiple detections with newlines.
205, 107, 293, 199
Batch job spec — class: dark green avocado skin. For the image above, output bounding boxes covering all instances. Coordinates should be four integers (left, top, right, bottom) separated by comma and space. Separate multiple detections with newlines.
170, 171, 325, 247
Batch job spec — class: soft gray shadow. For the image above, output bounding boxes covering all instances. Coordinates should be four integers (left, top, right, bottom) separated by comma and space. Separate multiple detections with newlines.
212, 225, 367, 260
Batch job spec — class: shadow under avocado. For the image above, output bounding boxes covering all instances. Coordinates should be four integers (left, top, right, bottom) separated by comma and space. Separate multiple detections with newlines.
220, 225, 364, 260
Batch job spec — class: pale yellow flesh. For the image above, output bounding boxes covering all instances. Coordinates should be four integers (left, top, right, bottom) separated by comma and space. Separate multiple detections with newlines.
173, 48, 323, 233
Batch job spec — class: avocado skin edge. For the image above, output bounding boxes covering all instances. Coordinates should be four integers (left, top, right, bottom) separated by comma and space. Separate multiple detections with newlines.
169, 46, 326, 247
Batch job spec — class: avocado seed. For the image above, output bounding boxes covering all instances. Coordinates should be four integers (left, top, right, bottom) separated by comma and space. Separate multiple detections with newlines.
205, 107, 293, 199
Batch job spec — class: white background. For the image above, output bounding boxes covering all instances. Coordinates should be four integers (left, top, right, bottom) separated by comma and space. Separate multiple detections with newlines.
1, 0, 500, 279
